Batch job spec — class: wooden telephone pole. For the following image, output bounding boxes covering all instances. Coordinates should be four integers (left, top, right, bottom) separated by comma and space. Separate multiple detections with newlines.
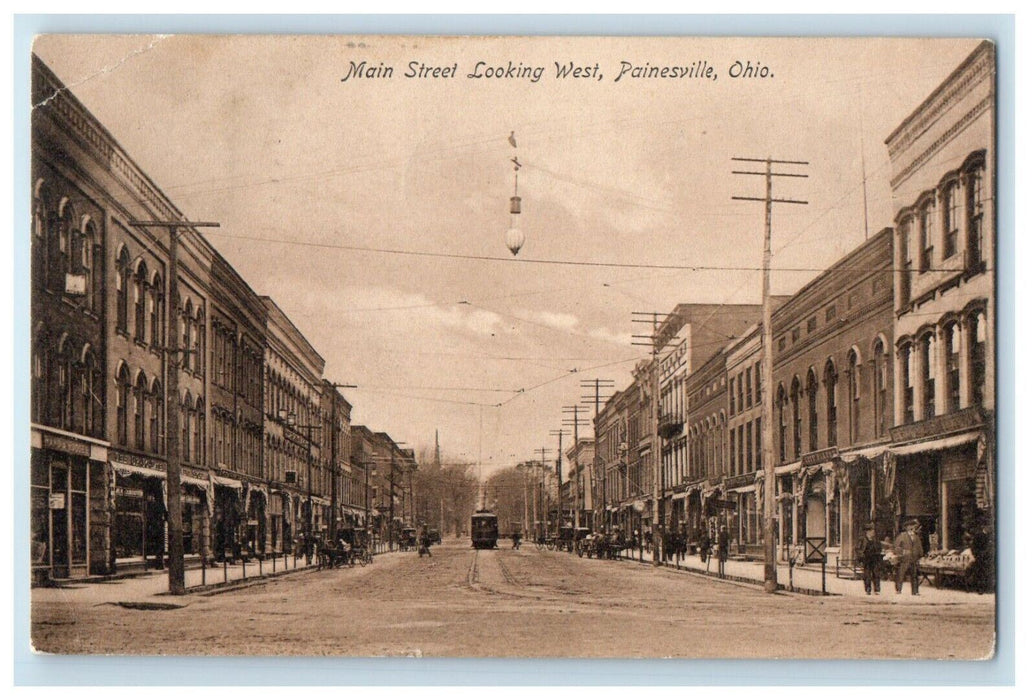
129, 219, 219, 596
731, 156, 809, 593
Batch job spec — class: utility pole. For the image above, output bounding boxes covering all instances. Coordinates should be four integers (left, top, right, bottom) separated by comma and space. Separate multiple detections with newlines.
129, 219, 219, 596
581, 378, 615, 531
732, 156, 809, 593
633, 311, 670, 566
535, 447, 552, 540
326, 381, 356, 544
549, 429, 569, 540
562, 405, 589, 531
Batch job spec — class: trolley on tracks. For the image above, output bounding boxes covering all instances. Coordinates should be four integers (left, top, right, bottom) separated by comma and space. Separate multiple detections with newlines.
471, 510, 499, 549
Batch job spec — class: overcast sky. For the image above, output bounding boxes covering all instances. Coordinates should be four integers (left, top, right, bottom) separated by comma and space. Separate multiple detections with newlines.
33, 35, 980, 476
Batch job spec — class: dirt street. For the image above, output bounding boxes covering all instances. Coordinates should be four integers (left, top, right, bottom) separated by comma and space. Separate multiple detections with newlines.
31, 539, 996, 658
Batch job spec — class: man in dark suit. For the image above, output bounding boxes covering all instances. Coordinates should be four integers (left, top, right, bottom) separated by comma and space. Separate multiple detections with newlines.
856, 522, 883, 595
894, 518, 924, 595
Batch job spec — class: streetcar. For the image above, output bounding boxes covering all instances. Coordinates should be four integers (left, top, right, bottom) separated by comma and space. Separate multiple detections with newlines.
470, 510, 499, 549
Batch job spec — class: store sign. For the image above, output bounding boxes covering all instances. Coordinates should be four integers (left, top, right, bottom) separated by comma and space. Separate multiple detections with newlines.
116, 487, 145, 499
42, 433, 91, 457
64, 273, 87, 296
49, 493, 66, 510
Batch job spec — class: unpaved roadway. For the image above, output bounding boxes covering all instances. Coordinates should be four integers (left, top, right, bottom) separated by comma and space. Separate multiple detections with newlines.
31, 539, 995, 658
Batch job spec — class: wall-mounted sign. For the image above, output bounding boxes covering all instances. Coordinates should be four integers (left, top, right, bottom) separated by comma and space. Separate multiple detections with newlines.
49, 493, 66, 510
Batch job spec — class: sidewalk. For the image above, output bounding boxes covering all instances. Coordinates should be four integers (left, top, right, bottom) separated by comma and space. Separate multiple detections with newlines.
619, 548, 994, 604
34, 547, 413, 607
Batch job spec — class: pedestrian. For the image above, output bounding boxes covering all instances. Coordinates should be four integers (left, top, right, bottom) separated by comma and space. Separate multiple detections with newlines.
968, 521, 993, 593
893, 518, 924, 595
699, 526, 712, 564
856, 522, 883, 595
717, 526, 730, 576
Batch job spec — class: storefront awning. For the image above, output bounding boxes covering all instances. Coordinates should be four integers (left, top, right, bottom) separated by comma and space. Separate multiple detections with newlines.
731, 484, 756, 494
181, 474, 209, 488
889, 431, 981, 457
111, 460, 165, 481
840, 445, 888, 463
212, 475, 243, 489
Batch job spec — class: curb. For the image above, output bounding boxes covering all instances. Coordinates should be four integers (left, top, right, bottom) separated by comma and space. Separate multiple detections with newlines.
618, 553, 837, 597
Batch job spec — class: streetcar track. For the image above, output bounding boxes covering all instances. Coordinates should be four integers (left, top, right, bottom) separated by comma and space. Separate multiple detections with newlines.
466, 548, 480, 590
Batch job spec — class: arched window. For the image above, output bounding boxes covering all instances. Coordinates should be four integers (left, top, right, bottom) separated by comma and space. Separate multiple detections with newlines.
806, 370, 819, 453
182, 392, 192, 462
874, 339, 888, 437
32, 334, 48, 424
919, 198, 935, 272
965, 162, 985, 272
920, 333, 936, 420
56, 339, 73, 431
776, 383, 787, 462
134, 261, 148, 342
59, 202, 74, 280
898, 217, 913, 304
151, 273, 164, 349
847, 350, 860, 443
900, 343, 914, 424
32, 181, 48, 289
82, 221, 100, 313
194, 397, 205, 465
942, 179, 959, 259
824, 361, 838, 447
193, 308, 204, 374
116, 364, 130, 445
82, 349, 100, 438
945, 322, 961, 412
134, 372, 147, 449
150, 380, 163, 453
181, 300, 192, 369
116, 247, 131, 332
968, 311, 987, 406
791, 376, 802, 459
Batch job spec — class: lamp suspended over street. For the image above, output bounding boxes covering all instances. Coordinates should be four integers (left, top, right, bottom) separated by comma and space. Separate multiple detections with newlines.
506, 131, 525, 256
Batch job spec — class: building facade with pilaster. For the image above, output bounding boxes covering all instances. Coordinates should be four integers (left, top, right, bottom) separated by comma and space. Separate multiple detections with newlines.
885, 41, 996, 558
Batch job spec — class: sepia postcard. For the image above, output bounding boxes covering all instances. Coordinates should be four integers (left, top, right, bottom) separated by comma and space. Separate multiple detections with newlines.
26, 34, 999, 660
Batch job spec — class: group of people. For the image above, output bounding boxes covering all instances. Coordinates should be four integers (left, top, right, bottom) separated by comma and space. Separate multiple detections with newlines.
855, 518, 994, 595
626, 523, 732, 573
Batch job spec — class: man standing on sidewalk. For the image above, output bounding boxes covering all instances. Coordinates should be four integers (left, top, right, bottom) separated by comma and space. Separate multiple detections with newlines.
717, 526, 730, 577
894, 519, 924, 595
856, 522, 883, 595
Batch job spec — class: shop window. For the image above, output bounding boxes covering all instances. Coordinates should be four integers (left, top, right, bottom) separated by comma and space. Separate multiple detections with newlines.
70, 463, 88, 566
945, 322, 961, 412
